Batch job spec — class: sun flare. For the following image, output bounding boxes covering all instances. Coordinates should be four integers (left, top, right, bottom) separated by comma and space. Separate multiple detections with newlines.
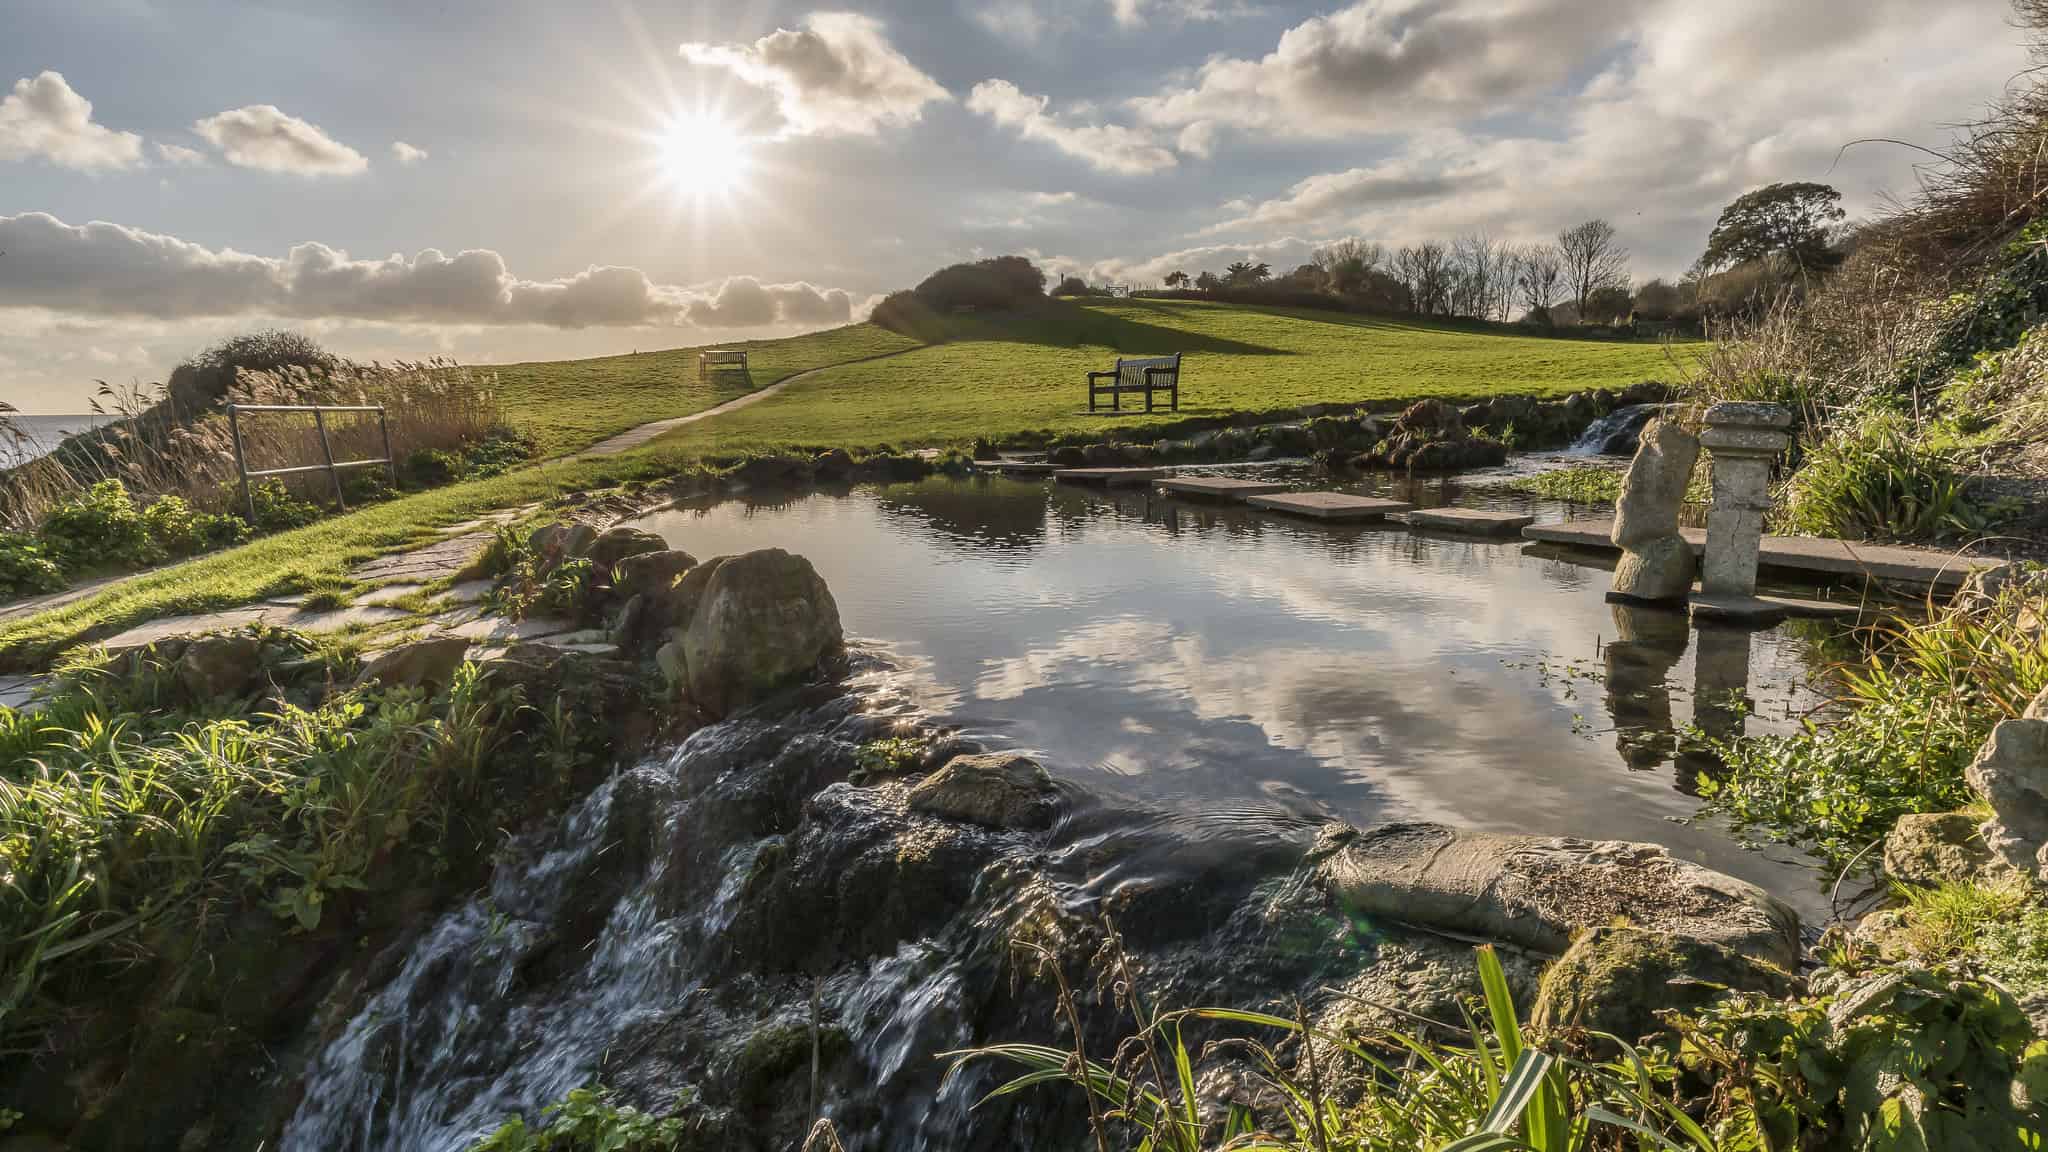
655, 114, 753, 198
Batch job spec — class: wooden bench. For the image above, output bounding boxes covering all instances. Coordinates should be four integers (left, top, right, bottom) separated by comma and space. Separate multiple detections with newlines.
1088, 353, 1181, 412
698, 349, 749, 377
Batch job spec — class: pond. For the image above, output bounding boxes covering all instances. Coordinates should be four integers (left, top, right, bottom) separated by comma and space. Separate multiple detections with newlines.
633, 462, 1849, 919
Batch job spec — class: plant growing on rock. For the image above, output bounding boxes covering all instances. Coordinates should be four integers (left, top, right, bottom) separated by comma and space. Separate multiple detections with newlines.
468, 1086, 688, 1151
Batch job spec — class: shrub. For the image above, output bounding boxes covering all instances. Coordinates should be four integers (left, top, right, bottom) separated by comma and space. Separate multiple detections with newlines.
405, 448, 464, 486
868, 290, 946, 342
137, 494, 242, 559
1051, 276, 1097, 297
38, 479, 153, 571
912, 255, 1047, 311
0, 532, 64, 598
1779, 408, 1983, 541
463, 429, 537, 478
246, 479, 320, 534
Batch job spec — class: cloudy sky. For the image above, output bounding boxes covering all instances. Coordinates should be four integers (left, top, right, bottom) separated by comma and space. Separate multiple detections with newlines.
0, 0, 2032, 411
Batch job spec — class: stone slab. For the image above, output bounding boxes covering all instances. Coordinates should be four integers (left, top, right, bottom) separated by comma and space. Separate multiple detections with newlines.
433, 615, 580, 643
282, 604, 415, 632
1053, 467, 1166, 486
1246, 492, 1416, 520
1522, 518, 2003, 591
988, 461, 1059, 475
1403, 508, 1538, 537
1687, 593, 1792, 626
353, 583, 427, 606
1158, 476, 1292, 499
0, 674, 39, 711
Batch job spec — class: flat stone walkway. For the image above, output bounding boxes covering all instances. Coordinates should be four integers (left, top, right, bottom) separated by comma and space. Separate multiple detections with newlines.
1403, 508, 1536, 537
1524, 518, 2004, 591
1247, 492, 1415, 521
1055, 467, 1166, 486
1158, 476, 1291, 499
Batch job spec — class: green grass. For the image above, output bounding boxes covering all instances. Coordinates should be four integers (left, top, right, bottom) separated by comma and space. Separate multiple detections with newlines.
646, 299, 1699, 454
492, 324, 920, 456
1497, 465, 1626, 504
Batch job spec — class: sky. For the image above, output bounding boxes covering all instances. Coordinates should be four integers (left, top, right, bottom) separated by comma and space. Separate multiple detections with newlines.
0, 0, 2034, 411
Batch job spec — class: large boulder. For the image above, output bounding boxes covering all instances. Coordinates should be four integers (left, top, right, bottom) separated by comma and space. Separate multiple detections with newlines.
176, 634, 263, 701
1313, 822, 1801, 967
906, 752, 1059, 830
585, 526, 668, 575
678, 549, 843, 717
1610, 417, 1699, 603
1968, 709, 2048, 875
355, 636, 471, 692
1884, 811, 2015, 888
1531, 926, 1794, 1044
613, 548, 697, 603
527, 521, 598, 572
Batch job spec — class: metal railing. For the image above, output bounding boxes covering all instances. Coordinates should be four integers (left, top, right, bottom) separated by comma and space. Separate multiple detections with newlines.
226, 403, 397, 521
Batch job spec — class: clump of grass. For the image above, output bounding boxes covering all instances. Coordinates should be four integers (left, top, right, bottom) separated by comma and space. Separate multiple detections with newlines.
0, 645, 517, 1040
1777, 407, 1985, 542
1697, 577, 2048, 868
1500, 465, 1624, 504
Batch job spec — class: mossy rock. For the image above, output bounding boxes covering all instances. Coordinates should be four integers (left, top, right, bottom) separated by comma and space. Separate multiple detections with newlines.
1531, 926, 1795, 1045
733, 1020, 850, 1109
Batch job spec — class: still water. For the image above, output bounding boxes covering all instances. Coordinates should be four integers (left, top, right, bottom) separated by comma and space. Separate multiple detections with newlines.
634, 466, 1844, 916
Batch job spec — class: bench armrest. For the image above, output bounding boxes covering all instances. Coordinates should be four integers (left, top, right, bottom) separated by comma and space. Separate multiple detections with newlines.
1087, 370, 1121, 382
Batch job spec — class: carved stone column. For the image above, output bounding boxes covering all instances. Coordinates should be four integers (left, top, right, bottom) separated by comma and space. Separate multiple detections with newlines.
1699, 403, 1792, 598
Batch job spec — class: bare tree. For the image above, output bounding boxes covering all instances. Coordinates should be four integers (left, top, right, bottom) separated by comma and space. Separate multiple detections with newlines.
1556, 219, 1630, 321
1451, 232, 1511, 320
1394, 243, 1451, 315
1514, 243, 1564, 318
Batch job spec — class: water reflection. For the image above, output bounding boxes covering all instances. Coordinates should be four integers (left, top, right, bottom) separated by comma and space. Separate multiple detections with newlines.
633, 475, 1847, 913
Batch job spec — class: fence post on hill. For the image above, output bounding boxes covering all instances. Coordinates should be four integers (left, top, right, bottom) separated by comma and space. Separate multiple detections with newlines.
378, 408, 398, 488
226, 403, 395, 525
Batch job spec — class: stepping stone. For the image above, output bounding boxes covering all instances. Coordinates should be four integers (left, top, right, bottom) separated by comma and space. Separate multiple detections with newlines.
1159, 476, 1291, 499
1246, 492, 1415, 521
1054, 467, 1166, 487
0, 674, 39, 711
1403, 508, 1537, 537
1689, 592, 1865, 625
282, 604, 416, 632
354, 583, 427, 606
988, 461, 1058, 475
1523, 518, 2002, 591
435, 616, 580, 642
437, 579, 496, 606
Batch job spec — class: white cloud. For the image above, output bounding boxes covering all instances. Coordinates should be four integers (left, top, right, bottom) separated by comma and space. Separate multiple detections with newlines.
973, 1, 1053, 45
1075, 235, 1327, 285
390, 140, 428, 166
1175, 120, 1219, 159
679, 12, 948, 137
1109, 0, 1247, 29
193, 104, 369, 175
153, 141, 206, 167
1131, 0, 1637, 136
967, 79, 1178, 174
0, 212, 866, 332
0, 71, 144, 170
1165, 0, 2027, 277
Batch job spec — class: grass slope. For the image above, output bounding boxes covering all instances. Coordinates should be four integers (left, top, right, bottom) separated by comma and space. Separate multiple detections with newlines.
493, 324, 919, 456
649, 299, 1700, 454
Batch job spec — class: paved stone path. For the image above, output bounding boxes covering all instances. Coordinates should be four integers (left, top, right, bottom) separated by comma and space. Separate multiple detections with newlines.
571, 348, 920, 458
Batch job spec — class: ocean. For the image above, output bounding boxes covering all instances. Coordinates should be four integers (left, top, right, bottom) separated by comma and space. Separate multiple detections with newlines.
2, 414, 117, 469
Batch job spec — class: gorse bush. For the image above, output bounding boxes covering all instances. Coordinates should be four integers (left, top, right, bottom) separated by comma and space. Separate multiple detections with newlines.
1699, 578, 2048, 867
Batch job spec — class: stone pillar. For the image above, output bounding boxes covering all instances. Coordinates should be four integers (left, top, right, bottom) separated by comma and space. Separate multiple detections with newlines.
1699, 403, 1792, 598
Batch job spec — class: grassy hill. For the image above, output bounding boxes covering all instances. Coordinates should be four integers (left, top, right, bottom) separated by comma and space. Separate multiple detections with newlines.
492, 324, 919, 456
641, 299, 1699, 456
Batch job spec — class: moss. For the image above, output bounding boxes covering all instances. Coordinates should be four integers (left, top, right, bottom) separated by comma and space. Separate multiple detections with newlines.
1532, 926, 1794, 1044
733, 1021, 848, 1109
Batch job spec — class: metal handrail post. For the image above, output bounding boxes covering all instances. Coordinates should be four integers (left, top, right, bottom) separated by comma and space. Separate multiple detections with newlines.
377, 406, 397, 486
228, 404, 254, 523
312, 408, 347, 512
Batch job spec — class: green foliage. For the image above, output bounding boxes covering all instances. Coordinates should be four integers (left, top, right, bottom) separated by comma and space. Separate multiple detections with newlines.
139, 494, 246, 559
0, 532, 64, 599
468, 1086, 685, 1152
1902, 218, 2048, 391
0, 647, 515, 1039
1671, 965, 2048, 1150
1697, 182, 1846, 275
852, 736, 927, 782
1780, 408, 1984, 542
38, 479, 153, 571
1698, 584, 2048, 868
1500, 466, 1623, 505
490, 538, 597, 621
1885, 881, 2048, 991
247, 478, 321, 533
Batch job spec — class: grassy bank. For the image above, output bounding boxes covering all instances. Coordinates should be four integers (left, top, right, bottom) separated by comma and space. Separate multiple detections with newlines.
493, 325, 919, 457
647, 299, 1698, 455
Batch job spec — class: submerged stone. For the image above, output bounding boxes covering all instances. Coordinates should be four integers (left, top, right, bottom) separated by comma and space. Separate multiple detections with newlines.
1313, 822, 1800, 967
905, 751, 1058, 829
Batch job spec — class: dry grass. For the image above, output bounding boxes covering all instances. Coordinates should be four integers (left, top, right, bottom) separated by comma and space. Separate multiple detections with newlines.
0, 359, 505, 531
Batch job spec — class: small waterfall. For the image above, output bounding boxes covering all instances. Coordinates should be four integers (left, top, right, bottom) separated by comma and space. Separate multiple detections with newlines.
1569, 403, 1658, 455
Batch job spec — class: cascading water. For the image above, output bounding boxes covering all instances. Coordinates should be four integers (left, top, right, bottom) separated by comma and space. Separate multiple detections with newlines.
279, 667, 1338, 1152
1569, 403, 1659, 455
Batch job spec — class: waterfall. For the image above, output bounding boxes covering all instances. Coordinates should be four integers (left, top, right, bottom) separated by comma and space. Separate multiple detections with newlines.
1569, 403, 1659, 455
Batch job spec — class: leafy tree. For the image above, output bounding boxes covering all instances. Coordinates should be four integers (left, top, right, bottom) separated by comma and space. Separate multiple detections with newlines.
1052, 275, 1092, 297
1193, 270, 1221, 292
1223, 260, 1271, 286
913, 255, 1047, 311
1162, 270, 1190, 288
1557, 219, 1630, 322
1697, 181, 1846, 275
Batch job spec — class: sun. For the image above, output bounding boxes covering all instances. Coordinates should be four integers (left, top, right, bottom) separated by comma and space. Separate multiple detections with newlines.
655, 114, 753, 199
